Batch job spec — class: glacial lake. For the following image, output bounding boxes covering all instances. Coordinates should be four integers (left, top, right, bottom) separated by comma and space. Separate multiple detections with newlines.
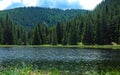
0, 47, 120, 73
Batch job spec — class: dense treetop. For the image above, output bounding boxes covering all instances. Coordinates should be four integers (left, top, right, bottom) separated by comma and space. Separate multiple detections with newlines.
0, 7, 89, 29
0, 0, 119, 45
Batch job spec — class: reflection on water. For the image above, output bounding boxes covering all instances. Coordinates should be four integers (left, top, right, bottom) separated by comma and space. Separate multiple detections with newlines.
0, 47, 120, 71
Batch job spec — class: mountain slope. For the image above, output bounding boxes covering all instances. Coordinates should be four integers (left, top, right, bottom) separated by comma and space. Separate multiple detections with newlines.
0, 0, 119, 45
0, 7, 89, 28
62, 0, 120, 45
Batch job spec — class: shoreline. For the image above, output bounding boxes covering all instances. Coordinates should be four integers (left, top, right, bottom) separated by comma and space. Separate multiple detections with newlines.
0, 45, 119, 49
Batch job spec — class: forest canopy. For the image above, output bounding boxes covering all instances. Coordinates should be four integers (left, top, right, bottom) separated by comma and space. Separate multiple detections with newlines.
0, 0, 119, 45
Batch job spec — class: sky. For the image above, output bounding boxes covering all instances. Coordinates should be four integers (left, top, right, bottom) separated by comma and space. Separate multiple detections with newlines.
0, 0, 103, 10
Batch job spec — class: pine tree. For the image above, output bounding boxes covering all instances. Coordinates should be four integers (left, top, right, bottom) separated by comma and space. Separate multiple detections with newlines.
0, 23, 3, 44
32, 24, 42, 45
83, 15, 95, 45
3, 14, 14, 45
56, 22, 63, 44
51, 27, 57, 45
68, 22, 78, 45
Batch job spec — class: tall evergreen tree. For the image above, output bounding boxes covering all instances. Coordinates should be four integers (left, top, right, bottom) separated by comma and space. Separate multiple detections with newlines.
3, 14, 13, 45
32, 24, 42, 45
56, 22, 63, 44
51, 27, 57, 45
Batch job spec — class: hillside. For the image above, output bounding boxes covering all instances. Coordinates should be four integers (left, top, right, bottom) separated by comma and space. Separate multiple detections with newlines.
62, 0, 120, 45
0, 7, 89, 28
0, 0, 119, 45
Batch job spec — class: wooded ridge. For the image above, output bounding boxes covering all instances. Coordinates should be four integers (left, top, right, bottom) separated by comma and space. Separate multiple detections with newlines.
0, 0, 119, 45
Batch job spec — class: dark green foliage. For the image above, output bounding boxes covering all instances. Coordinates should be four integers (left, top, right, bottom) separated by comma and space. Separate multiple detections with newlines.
82, 15, 95, 45
0, 14, 28, 45
93, 0, 120, 44
0, 0, 119, 45
3, 14, 14, 45
0, 7, 88, 29
0, 23, 3, 44
56, 22, 63, 44
32, 24, 42, 45
51, 27, 58, 45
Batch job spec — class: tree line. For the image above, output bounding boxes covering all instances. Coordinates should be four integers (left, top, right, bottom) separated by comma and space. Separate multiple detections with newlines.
0, 0, 119, 45
0, 7, 88, 29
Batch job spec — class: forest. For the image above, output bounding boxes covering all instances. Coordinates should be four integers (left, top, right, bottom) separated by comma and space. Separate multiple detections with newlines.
0, 0, 119, 45
0, 7, 88, 28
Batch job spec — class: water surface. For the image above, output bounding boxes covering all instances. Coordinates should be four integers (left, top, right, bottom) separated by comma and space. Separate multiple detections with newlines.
0, 47, 120, 72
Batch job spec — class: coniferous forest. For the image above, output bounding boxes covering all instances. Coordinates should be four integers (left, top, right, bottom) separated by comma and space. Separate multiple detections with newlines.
0, 0, 119, 45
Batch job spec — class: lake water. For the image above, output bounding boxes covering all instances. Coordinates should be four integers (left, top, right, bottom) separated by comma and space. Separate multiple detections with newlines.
0, 47, 120, 72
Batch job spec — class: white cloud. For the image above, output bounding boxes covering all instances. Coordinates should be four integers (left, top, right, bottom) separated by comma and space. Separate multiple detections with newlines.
12, 0, 21, 3
67, 0, 78, 4
0, 0, 103, 10
22, 0, 38, 7
0, 0, 38, 10
0, 0, 12, 10
79, 0, 103, 10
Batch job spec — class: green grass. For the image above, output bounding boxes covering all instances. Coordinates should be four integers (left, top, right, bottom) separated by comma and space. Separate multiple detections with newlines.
0, 44, 120, 49
0, 67, 120, 75
0, 67, 63, 75
0, 65, 120, 75
78, 45, 120, 49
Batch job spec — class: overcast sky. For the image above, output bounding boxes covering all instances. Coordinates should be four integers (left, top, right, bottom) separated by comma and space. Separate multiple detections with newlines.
0, 0, 103, 10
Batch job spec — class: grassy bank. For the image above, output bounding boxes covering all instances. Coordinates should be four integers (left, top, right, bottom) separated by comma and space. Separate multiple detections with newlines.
0, 66, 120, 75
0, 44, 120, 49
78, 45, 120, 49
